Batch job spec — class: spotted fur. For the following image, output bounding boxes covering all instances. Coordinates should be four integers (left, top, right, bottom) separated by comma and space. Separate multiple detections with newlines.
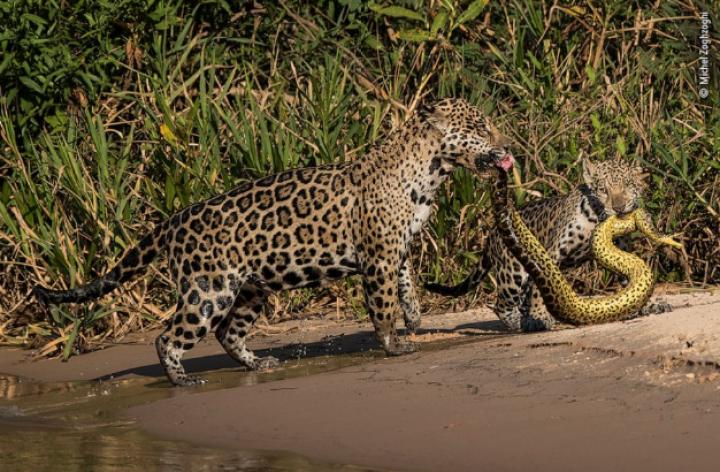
426, 158, 654, 331
34, 98, 512, 386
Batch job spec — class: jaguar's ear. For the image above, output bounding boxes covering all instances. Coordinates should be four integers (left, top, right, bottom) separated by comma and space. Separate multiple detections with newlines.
633, 166, 649, 178
422, 102, 451, 134
633, 165, 650, 186
487, 120, 511, 148
581, 157, 596, 184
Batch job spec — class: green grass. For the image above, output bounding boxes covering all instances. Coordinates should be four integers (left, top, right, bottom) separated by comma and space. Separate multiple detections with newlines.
1, 0, 718, 356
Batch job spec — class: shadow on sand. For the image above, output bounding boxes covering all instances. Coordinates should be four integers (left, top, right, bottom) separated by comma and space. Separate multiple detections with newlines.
98, 319, 508, 381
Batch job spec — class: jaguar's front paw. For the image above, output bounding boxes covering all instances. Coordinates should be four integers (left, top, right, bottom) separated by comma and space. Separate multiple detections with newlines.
172, 375, 208, 387
255, 355, 280, 371
246, 355, 280, 371
639, 300, 673, 317
384, 339, 421, 356
404, 315, 422, 334
521, 316, 555, 332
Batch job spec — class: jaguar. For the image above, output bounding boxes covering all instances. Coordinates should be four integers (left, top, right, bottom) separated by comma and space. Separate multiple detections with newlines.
34, 98, 515, 386
489, 161, 681, 324
425, 158, 667, 331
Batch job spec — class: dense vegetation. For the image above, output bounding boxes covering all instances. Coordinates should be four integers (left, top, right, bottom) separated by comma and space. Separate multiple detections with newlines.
1, 0, 718, 357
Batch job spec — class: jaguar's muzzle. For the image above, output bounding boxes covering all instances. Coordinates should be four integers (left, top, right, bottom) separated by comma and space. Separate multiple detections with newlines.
476, 151, 515, 171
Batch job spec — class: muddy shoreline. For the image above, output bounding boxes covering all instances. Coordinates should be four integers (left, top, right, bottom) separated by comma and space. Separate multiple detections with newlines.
2, 290, 720, 471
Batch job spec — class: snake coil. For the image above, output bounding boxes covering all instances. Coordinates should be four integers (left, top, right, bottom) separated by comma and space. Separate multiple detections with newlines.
492, 169, 682, 324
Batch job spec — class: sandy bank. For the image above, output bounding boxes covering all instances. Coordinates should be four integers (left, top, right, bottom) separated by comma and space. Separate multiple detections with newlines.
3, 289, 720, 471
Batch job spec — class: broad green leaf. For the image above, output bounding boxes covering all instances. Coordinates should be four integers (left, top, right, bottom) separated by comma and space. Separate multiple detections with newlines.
456, 0, 489, 26
21, 13, 48, 27
616, 136, 627, 156
368, 2, 425, 22
0, 51, 14, 74
19, 76, 44, 93
365, 35, 384, 50
397, 29, 435, 42
431, 9, 449, 35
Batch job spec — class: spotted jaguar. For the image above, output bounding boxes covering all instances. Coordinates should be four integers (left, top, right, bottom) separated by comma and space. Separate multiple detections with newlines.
425, 158, 668, 331
34, 98, 515, 386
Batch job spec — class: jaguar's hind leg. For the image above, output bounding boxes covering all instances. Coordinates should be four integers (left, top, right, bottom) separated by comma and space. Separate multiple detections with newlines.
156, 326, 209, 387
493, 269, 528, 331
156, 273, 237, 386
398, 257, 421, 333
494, 295, 524, 331
492, 244, 536, 332
215, 286, 279, 371
520, 282, 556, 332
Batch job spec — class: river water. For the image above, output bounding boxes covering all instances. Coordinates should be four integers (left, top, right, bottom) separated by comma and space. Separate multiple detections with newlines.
0, 353, 386, 472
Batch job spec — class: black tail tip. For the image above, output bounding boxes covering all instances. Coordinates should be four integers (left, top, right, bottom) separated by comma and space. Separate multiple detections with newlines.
32, 286, 52, 305
424, 282, 453, 296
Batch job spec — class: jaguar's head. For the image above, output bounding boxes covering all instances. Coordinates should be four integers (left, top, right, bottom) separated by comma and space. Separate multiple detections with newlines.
582, 158, 647, 216
423, 98, 514, 173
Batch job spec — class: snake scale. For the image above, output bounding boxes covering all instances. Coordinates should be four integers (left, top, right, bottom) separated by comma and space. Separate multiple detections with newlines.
491, 167, 683, 324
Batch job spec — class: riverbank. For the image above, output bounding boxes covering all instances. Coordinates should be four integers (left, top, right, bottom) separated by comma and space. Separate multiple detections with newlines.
2, 289, 719, 471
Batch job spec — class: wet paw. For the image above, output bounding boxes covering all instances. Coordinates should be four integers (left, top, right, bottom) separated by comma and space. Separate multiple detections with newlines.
521, 317, 555, 332
404, 315, 421, 334
654, 301, 673, 314
173, 375, 208, 387
385, 340, 421, 356
639, 300, 673, 316
255, 356, 280, 371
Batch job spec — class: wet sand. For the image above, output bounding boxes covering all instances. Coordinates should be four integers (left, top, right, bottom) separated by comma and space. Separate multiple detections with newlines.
3, 289, 720, 471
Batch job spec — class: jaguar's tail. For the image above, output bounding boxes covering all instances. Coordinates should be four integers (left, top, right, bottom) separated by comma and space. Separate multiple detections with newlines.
424, 253, 491, 297
33, 223, 168, 305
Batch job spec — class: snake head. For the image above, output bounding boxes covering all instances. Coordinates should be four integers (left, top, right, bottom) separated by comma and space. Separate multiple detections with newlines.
633, 209, 683, 250
657, 233, 684, 250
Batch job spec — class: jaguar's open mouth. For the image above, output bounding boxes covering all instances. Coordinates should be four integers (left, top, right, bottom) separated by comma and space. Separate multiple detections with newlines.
474, 151, 515, 173
496, 153, 515, 171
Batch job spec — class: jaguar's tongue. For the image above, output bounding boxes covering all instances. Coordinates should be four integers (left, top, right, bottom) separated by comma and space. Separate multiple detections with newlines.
498, 153, 515, 171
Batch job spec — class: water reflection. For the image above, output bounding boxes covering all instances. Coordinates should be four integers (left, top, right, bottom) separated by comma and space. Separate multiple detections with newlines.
0, 423, 378, 471
0, 335, 492, 472
0, 354, 386, 472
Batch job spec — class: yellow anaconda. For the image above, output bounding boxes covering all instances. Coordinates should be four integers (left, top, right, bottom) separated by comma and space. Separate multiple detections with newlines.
492, 168, 682, 324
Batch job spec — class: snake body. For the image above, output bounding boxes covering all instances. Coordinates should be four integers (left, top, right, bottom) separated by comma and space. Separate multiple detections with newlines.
492, 169, 682, 324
